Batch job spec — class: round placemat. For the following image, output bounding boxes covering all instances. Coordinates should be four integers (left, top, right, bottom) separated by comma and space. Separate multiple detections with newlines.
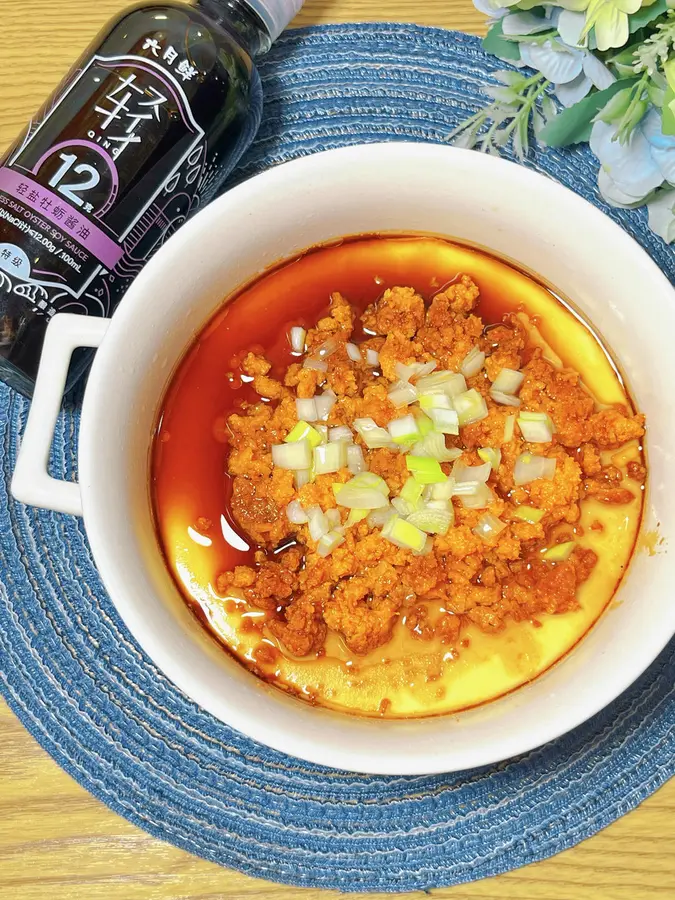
1, 24, 673, 894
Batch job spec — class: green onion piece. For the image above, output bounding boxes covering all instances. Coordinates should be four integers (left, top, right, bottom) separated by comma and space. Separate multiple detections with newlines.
429, 408, 460, 435
406, 455, 446, 484
353, 417, 393, 449
388, 414, 421, 444
349, 472, 390, 495
317, 530, 346, 558
518, 412, 554, 444
460, 483, 493, 509
459, 346, 486, 378
411, 432, 463, 462
542, 541, 576, 561
503, 414, 516, 443
333, 484, 390, 509
430, 477, 454, 501
473, 512, 507, 542
285, 421, 322, 447
492, 367, 524, 395
415, 412, 435, 437
454, 388, 489, 426
313, 441, 347, 475
512, 505, 545, 524
419, 393, 453, 411
400, 476, 424, 506
346, 508, 369, 526
477, 447, 502, 470
271, 440, 312, 470
415, 371, 467, 397
407, 507, 454, 535
381, 515, 428, 552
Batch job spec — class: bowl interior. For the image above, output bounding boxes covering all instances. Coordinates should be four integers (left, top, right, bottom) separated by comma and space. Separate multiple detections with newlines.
79, 144, 675, 774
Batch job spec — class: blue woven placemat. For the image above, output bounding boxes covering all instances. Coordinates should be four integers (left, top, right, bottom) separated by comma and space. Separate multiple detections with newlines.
0, 24, 673, 894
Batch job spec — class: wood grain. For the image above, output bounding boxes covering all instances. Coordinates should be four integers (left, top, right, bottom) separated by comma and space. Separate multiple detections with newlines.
0, 2, 672, 898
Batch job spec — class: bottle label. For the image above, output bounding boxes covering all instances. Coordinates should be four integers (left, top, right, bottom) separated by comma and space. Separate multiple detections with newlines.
0, 49, 206, 317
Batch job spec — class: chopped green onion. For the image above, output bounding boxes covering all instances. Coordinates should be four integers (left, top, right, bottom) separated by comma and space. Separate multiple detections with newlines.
492, 368, 524, 395
460, 483, 493, 509
315, 391, 337, 421
317, 530, 345, 557
400, 476, 424, 506
315, 424, 329, 443
333, 484, 389, 509
407, 507, 454, 535
314, 442, 347, 475
294, 469, 311, 490
419, 392, 453, 411
346, 507, 369, 526
388, 380, 418, 408
514, 453, 557, 486
365, 349, 380, 366
289, 326, 306, 353
416, 371, 467, 397
518, 412, 554, 444
453, 459, 491, 483
415, 412, 435, 437
353, 417, 393, 449
473, 512, 507, 542
329, 425, 353, 443
367, 507, 396, 528
285, 420, 323, 447
395, 361, 437, 381
542, 541, 575, 561
429, 408, 460, 435
454, 388, 489, 426
307, 505, 330, 541
392, 496, 417, 517
503, 414, 516, 442
406, 455, 446, 484
413, 536, 435, 556
388, 414, 421, 444
490, 389, 521, 407
411, 432, 463, 462
272, 440, 312, 470
477, 447, 501, 470
346, 444, 366, 474
346, 342, 362, 362
295, 398, 318, 421
430, 477, 455, 501
303, 357, 328, 373
381, 515, 427, 552
350, 472, 390, 495
286, 500, 308, 524
460, 347, 486, 378
512, 505, 545, 524
326, 508, 342, 529
452, 480, 481, 496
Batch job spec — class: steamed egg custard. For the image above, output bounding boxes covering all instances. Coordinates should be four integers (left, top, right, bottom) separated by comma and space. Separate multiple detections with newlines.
152, 235, 645, 717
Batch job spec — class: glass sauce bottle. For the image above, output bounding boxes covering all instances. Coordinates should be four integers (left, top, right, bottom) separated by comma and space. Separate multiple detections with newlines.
0, 0, 301, 396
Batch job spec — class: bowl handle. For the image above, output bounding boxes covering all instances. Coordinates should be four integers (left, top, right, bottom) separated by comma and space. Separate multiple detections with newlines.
11, 313, 110, 517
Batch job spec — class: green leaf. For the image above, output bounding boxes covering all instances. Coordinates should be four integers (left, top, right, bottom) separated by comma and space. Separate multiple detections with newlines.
628, 0, 668, 34
595, 87, 634, 124
482, 21, 521, 63
662, 87, 675, 134
538, 79, 638, 147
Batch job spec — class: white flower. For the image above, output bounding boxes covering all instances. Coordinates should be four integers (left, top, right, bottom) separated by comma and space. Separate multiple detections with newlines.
647, 189, 675, 243
591, 110, 675, 207
473, 0, 509, 17
502, 12, 554, 35
518, 37, 615, 106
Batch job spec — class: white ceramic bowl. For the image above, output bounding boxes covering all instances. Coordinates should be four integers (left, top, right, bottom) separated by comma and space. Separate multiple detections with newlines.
11, 143, 675, 775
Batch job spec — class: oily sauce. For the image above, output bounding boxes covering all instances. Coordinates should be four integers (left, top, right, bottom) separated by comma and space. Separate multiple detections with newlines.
152, 235, 644, 718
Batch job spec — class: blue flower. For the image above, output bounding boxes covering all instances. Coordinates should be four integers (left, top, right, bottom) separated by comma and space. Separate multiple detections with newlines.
590, 110, 675, 206
520, 37, 614, 106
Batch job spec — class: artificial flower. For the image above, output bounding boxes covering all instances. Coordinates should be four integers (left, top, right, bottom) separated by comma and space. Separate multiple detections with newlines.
590, 109, 675, 206
558, 0, 645, 52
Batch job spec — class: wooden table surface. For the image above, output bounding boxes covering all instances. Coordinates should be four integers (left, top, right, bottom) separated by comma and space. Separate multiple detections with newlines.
0, 1, 673, 898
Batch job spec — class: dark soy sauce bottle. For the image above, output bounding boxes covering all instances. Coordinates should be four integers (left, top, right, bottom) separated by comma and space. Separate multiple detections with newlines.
0, 0, 302, 396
